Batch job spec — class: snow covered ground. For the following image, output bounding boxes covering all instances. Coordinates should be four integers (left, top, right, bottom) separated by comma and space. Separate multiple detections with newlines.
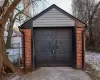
86, 51, 100, 70
5, 51, 100, 80
86, 51, 100, 63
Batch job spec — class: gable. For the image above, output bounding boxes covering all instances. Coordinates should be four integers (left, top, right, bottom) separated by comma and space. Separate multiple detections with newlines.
20, 4, 86, 29
33, 8, 75, 27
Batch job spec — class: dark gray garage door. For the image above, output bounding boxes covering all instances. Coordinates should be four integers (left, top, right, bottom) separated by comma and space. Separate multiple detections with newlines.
34, 28, 74, 67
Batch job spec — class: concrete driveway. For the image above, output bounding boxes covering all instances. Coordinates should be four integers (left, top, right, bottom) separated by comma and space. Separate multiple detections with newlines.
19, 67, 92, 80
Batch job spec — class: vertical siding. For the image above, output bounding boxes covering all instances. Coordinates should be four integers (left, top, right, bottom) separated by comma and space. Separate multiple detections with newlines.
33, 8, 75, 27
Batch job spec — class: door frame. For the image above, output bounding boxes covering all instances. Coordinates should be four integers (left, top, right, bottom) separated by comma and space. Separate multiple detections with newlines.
31, 27, 76, 69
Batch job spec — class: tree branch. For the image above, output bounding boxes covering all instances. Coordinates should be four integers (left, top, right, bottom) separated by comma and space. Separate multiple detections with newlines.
90, 1, 100, 21
2, 0, 9, 11
2, 0, 21, 25
15, 8, 31, 18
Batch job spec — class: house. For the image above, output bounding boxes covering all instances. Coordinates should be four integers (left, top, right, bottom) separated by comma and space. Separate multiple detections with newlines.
19, 4, 86, 70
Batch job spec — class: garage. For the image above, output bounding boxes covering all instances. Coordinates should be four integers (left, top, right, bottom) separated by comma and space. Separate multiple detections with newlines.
19, 4, 86, 70
34, 27, 75, 67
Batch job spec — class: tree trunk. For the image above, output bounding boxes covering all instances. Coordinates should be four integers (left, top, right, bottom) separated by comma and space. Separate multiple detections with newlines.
0, 25, 16, 73
0, 0, 21, 73
6, 23, 14, 49
88, 24, 95, 46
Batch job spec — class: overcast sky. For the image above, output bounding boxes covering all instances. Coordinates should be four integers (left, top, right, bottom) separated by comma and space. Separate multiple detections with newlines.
47, 0, 72, 14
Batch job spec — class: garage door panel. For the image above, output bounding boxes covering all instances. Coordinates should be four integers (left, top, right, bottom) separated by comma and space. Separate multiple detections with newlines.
35, 35, 53, 39
56, 34, 72, 39
55, 49, 72, 60
56, 39, 72, 44
36, 50, 53, 60
35, 39, 52, 49
35, 29, 53, 39
55, 53, 72, 60
56, 45, 72, 49
36, 60, 55, 67
55, 29, 72, 39
56, 40, 72, 49
55, 49, 72, 54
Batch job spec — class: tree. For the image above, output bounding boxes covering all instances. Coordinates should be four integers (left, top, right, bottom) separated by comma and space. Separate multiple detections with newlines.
0, 0, 21, 73
72, 0, 100, 45
5, 0, 31, 48
6, 0, 47, 48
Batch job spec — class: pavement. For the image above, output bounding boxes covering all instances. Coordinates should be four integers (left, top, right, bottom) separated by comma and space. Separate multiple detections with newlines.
18, 67, 92, 80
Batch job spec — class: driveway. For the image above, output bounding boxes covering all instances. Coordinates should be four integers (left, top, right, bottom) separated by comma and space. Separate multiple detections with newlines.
15, 67, 92, 80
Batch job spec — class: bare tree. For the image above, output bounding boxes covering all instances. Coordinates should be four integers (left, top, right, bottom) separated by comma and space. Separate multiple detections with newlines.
0, 0, 21, 73
6, 0, 47, 48
72, 0, 100, 45
6, 0, 31, 48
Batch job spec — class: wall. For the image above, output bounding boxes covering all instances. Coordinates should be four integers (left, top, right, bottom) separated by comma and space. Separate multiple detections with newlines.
22, 29, 32, 69
76, 27, 85, 69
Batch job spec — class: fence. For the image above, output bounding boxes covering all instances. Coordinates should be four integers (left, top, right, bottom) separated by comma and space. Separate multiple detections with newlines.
7, 42, 23, 67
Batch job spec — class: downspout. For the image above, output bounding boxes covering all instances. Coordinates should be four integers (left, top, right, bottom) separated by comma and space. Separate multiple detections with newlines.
82, 26, 87, 70
19, 27, 26, 70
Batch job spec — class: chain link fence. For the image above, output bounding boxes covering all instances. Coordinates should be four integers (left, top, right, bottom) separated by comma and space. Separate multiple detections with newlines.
7, 42, 23, 67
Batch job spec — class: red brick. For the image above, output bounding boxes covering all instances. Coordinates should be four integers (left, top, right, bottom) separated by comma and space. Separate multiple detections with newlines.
77, 53, 82, 57
26, 60, 31, 64
76, 27, 84, 69
77, 57, 82, 60
76, 31, 82, 34
76, 28, 84, 31
76, 36, 82, 41
77, 65, 82, 68
22, 29, 32, 69
26, 58, 31, 61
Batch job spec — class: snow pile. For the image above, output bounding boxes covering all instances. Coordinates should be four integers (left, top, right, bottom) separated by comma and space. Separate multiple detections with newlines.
8, 75, 21, 80
86, 51, 100, 63
86, 51, 100, 70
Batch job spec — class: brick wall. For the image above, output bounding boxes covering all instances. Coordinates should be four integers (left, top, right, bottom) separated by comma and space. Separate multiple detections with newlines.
22, 29, 32, 69
76, 28, 85, 69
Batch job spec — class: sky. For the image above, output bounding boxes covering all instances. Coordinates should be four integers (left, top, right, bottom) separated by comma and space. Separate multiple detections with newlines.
43, 0, 100, 15
34, 0, 72, 15
47, 0, 72, 14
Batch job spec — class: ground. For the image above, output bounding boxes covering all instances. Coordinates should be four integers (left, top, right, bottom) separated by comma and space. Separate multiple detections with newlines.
85, 51, 100, 80
6, 67, 91, 80
86, 51, 100, 70
2, 51, 100, 80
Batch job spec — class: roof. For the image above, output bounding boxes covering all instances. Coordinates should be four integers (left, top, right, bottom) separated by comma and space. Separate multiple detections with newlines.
19, 4, 86, 28
13, 27, 21, 36
4, 27, 21, 37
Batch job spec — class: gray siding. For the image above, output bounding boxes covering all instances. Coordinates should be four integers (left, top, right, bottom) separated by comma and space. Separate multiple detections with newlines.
33, 8, 75, 27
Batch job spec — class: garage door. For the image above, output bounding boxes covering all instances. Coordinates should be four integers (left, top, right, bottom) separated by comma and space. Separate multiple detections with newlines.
34, 28, 74, 67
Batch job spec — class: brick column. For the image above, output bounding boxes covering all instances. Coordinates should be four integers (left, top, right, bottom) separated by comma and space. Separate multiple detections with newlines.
23, 29, 32, 69
76, 28, 84, 69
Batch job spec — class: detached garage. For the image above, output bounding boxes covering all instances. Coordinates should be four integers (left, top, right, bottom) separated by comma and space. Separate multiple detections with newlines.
19, 4, 86, 70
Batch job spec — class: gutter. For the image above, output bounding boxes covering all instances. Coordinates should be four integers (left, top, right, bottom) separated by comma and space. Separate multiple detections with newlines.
82, 26, 87, 70
19, 27, 26, 70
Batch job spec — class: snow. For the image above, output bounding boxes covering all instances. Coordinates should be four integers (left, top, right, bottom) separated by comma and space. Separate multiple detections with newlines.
10, 75, 20, 80
7, 75, 21, 80
9, 67, 91, 80
86, 51, 100, 70
86, 51, 100, 63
